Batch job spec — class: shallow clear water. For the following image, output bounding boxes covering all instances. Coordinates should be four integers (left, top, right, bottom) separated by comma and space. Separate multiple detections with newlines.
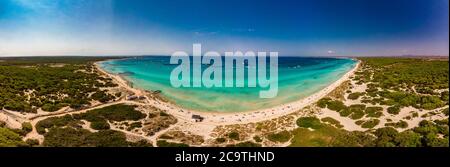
99, 56, 356, 112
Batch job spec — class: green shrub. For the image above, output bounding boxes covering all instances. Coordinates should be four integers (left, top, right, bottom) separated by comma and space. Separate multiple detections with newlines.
365, 106, 384, 118
355, 120, 365, 125
127, 122, 142, 131
41, 103, 65, 112
228, 132, 240, 140
43, 127, 91, 147
317, 98, 331, 108
21, 122, 33, 134
441, 108, 449, 116
25, 139, 40, 147
412, 112, 419, 118
9, 128, 28, 136
385, 121, 408, 129
434, 119, 448, 126
373, 127, 399, 147
327, 100, 347, 111
267, 130, 292, 142
0, 127, 27, 147
43, 127, 141, 147
157, 140, 189, 147
90, 120, 110, 130
394, 131, 422, 147
381, 99, 398, 106
85, 130, 132, 147
347, 104, 367, 119
159, 135, 174, 139
227, 141, 262, 147
420, 96, 445, 110
349, 104, 366, 111
361, 119, 380, 129
289, 123, 374, 147
339, 108, 352, 117
91, 91, 116, 103
253, 136, 262, 143
35, 115, 80, 134
348, 92, 364, 100
129, 139, 153, 147
321, 117, 339, 125
216, 137, 226, 143
365, 106, 383, 113
80, 104, 146, 122
321, 117, 343, 128
296, 117, 322, 129
350, 110, 365, 120
387, 106, 401, 115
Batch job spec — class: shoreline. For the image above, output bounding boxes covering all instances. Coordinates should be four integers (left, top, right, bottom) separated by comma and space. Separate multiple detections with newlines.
94, 59, 361, 125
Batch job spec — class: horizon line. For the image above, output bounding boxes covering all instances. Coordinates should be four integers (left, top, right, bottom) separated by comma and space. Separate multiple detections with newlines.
0, 54, 449, 58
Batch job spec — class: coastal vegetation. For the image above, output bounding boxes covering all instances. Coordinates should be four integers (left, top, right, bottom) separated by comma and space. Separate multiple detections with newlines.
294, 57, 449, 146
385, 120, 408, 129
0, 127, 27, 147
208, 57, 448, 147
267, 130, 291, 143
43, 127, 152, 147
0, 57, 122, 113
296, 117, 323, 129
0, 56, 124, 65
354, 58, 448, 110
314, 57, 448, 133
290, 119, 374, 147
227, 132, 240, 140
321, 117, 343, 128
36, 104, 146, 133
156, 140, 189, 147
0, 121, 34, 147
227, 141, 262, 147
28, 103, 182, 147
360, 119, 380, 129
290, 116, 448, 147
73, 104, 146, 130
358, 58, 448, 90
1, 57, 448, 147
30, 104, 158, 147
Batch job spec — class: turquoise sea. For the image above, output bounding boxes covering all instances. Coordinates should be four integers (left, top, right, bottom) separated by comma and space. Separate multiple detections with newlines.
99, 56, 356, 112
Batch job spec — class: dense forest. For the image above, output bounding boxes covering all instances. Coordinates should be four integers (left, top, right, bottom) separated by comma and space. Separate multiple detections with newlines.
0, 57, 124, 112
357, 58, 449, 90
354, 58, 449, 110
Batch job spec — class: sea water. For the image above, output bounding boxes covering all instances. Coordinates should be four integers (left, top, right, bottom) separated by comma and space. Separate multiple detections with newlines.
99, 56, 356, 112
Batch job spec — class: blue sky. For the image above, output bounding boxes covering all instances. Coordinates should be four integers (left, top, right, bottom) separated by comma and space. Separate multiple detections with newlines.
0, 0, 448, 56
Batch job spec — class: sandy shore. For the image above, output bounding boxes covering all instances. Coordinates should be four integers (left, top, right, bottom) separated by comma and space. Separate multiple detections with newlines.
94, 59, 360, 126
